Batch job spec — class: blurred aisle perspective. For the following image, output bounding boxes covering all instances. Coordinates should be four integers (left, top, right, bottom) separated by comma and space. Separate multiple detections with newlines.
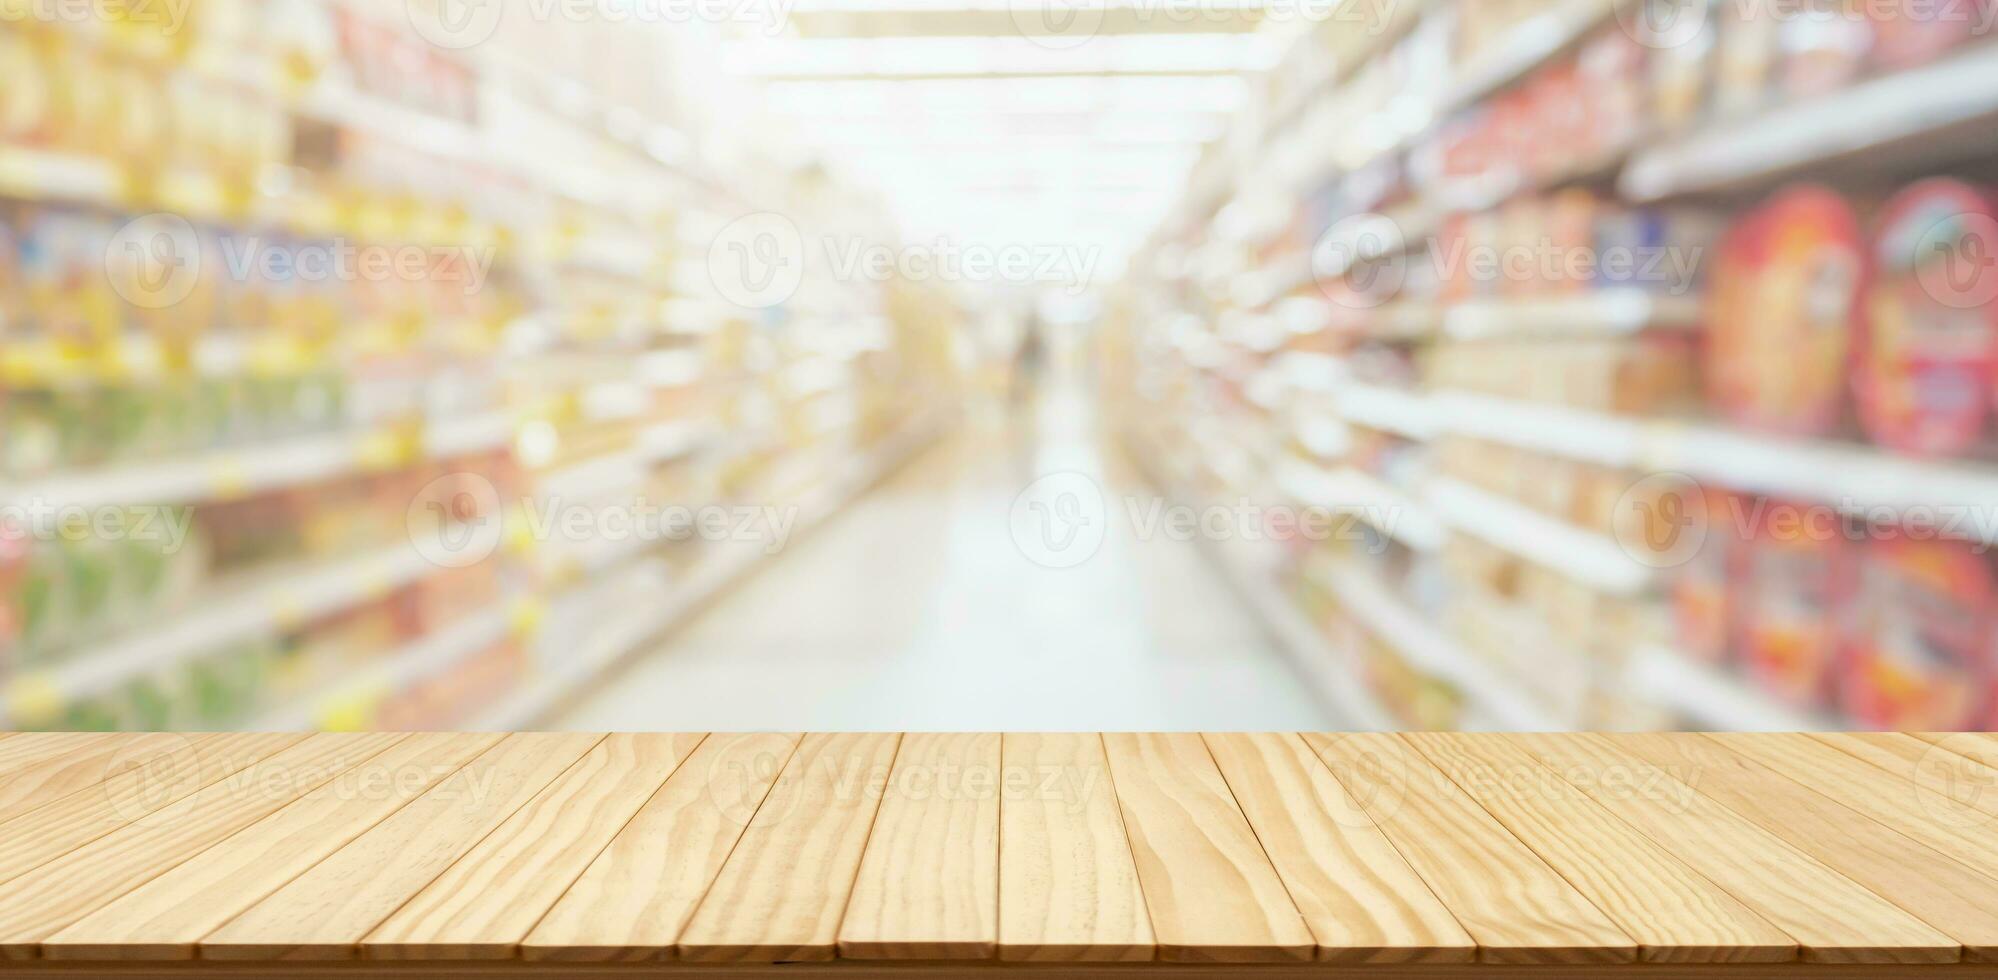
552, 382, 1337, 731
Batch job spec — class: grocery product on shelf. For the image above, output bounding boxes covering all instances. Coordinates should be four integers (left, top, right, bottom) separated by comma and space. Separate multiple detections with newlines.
1839, 535, 1993, 730
1735, 499, 1853, 710
1855, 179, 1998, 457
1706, 186, 1865, 438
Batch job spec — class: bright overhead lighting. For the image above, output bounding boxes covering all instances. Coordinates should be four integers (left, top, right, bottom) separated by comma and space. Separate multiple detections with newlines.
723, 34, 1282, 77
761, 74, 1249, 114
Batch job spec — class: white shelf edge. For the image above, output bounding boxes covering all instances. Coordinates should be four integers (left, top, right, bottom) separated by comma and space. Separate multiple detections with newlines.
1275, 461, 1447, 553
1426, 476, 1654, 596
1623, 644, 1841, 731
1621, 43, 1998, 201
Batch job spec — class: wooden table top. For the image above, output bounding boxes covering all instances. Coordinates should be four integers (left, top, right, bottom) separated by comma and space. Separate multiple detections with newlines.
0, 732, 1997, 974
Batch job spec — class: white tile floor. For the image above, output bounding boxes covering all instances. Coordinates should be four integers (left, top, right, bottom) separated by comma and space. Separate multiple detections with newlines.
551, 388, 1337, 731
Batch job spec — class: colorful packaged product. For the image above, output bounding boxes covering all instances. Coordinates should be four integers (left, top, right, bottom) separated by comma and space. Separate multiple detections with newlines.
1855, 180, 1998, 456
1778, 0, 1874, 98
1839, 536, 1993, 729
1645, 0, 1718, 132
1707, 186, 1865, 436
1715, 0, 1781, 116
1737, 498, 1853, 710
1670, 489, 1739, 664
1870, 0, 1989, 69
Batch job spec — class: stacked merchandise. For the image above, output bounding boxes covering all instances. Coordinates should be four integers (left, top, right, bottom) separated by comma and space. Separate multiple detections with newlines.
1109, 0, 1998, 730
0, 3, 961, 731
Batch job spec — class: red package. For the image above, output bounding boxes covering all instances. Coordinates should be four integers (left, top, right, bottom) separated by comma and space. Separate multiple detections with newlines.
1708, 186, 1865, 436
1855, 179, 1998, 456
1737, 498, 1854, 711
1840, 535, 1994, 730
1671, 488, 1746, 664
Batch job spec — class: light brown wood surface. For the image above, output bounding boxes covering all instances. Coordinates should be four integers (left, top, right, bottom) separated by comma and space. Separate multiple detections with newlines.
1512, 733, 1959, 965
839, 733, 1000, 960
1301, 733, 1634, 965
994, 733, 1153, 963
1204, 733, 1473, 964
0, 732, 1992, 969
1403, 732, 1793, 963
1100, 732, 1314, 963
675, 732, 901, 962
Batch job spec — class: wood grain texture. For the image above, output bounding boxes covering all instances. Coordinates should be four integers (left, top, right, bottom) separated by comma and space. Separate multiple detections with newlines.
0, 734, 304, 890
1908, 732, 1998, 775
1203, 732, 1473, 964
364, 733, 707, 960
1717, 732, 1998, 885
676, 733, 902, 962
995, 733, 1153, 963
41, 733, 503, 961
1300, 733, 1633, 965
201, 733, 604, 961
839, 733, 1000, 960
1612, 733, 1998, 961
521, 733, 803, 962
0, 732, 402, 959
1812, 732, 1998, 826
1099, 732, 1312, 963
0, 733, 199, 825
1512, 733, 1959, 965
1403, 732, 1792, 964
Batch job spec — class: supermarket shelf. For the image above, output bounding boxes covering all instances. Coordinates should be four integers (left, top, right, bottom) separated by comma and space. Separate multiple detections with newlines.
472, 414, 950, 728
1427, 476, 1654, 595
1435, 0, 1619, 116
1316, 560, 1571, 730
244, 602, 517, 731
1623, 644, 1840, 731
0, 147, 126, 206
1430, 391, 1998, 546
0, 537, 459, 727
1429, 391, 1647, 467
1334, 383, 1444, 441
1275, 461, 1447, 553
1123, 427, 1400, 730
1442, 289, 1702, 339
1622, 43, 1998, 200
1, 412, 514, 511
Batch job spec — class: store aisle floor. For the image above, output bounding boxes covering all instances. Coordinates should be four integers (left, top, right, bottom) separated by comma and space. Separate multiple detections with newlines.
551, 387, 1337, 731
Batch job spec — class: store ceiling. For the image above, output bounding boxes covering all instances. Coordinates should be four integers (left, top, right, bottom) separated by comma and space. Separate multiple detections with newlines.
721, 1, 1288, 288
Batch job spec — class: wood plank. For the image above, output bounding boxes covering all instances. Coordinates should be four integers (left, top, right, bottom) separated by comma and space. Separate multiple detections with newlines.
363, 733, 707, 960
1099, 732, 1312, 963
1203, 733, 1474, 964
0, 734, 306, 890
1512, 733, 1959, 965
521, 733, 803, 962
1908, 732, 1998, 776
676, 733, 902, 962
1612, 732, 1998, 961
839, 733, 1000, 960
1403, 732, 1793, 963
1716, 732, 1998, 885
0, 733, 199, 825
201, 733, 605, 961
1300, 733, 1633, 965
995, 733, 1153, 963
41, 733, 504, 961
1812, 732, 1998, 826
0, 732, 403, 959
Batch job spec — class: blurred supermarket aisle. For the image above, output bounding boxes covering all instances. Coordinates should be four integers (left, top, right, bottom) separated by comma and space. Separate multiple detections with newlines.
552, 382, 1337, 731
